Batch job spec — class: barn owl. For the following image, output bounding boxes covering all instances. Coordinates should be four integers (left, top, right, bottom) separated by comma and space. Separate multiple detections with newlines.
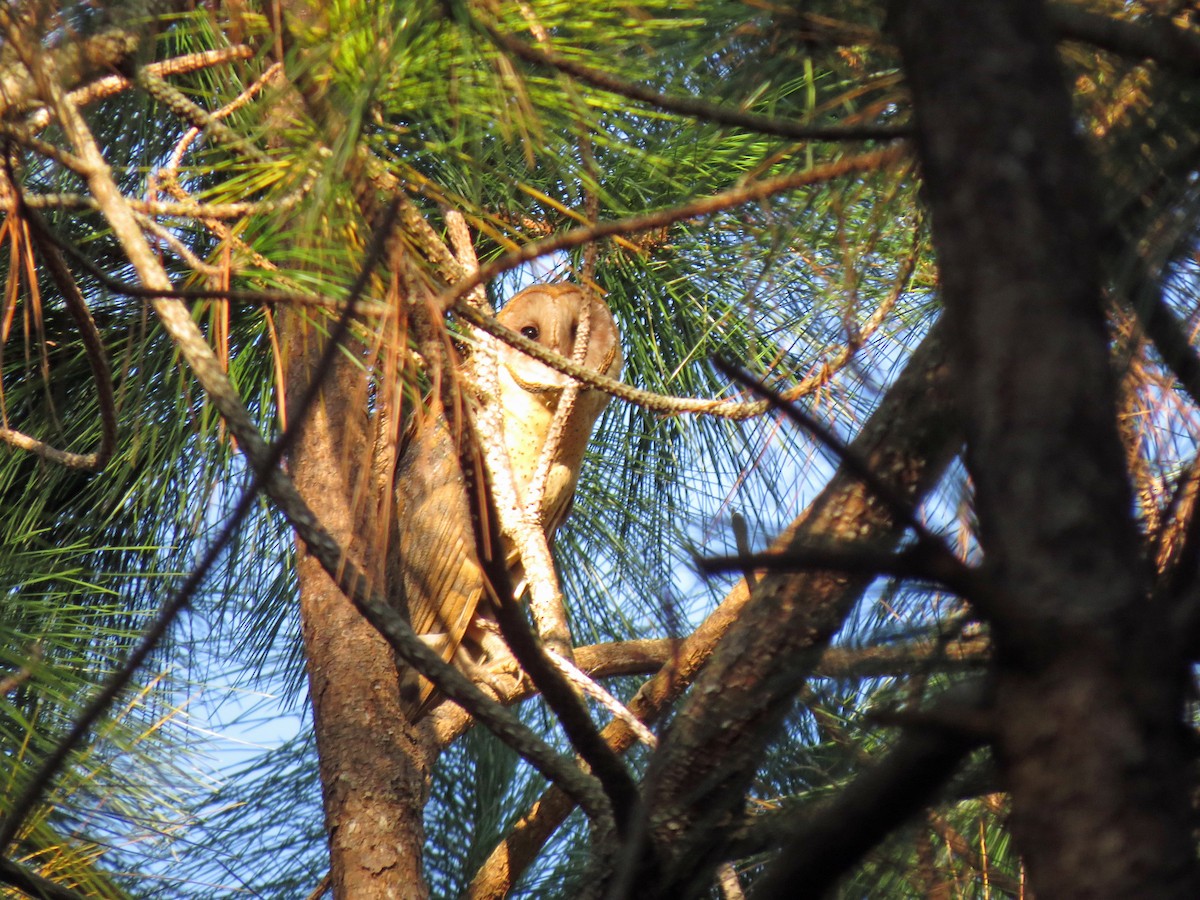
391, 283, 622, 719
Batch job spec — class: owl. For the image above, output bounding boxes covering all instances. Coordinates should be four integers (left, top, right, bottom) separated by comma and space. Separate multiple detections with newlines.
391, 283, 622, 718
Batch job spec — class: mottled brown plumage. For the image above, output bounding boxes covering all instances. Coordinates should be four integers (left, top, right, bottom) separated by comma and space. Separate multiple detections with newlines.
392, 283, 621, 718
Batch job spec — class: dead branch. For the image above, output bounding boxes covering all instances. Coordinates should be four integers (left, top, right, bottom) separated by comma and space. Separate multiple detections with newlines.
463, 319, 960, 898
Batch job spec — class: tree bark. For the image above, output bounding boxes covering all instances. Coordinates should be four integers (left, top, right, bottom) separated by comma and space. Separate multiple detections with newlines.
283, 310, 431, 899
891, 1, 1200, 896
626, 321, 960, 899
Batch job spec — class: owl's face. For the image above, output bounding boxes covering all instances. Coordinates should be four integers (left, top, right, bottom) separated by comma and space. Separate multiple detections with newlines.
494, 283, 622, 396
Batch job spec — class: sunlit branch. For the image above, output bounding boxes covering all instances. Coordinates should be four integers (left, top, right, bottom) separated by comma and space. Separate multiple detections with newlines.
440, 146, 908, 311
160, 61, 282, 173
0, 856, 88, 900
23, 45, 257, 132
451, 213, 577, 664
14, 192, 295, 220
544, 648, 659, 748
135, 68, 272, 166
0, 11, 605, 825
0, 27, 137, 118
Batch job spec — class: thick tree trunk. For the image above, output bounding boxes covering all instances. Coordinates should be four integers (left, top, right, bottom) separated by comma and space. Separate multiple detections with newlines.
892, 1, 1200, 896
283, 311, 430, 899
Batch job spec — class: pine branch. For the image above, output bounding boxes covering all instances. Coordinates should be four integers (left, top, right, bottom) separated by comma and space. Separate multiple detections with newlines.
464, 320, 961, 898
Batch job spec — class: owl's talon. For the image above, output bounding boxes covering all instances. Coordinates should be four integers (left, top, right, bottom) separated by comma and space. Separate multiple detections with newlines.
474, 654, 524, 702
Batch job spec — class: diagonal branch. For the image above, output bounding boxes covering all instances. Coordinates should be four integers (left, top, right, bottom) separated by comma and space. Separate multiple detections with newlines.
474, 501, 640, 831
0, 27, 138, 118
748, 682, 988, 900
713, 358, 969, 582
0, 855, 90, 900
0, 12, 610, 838
479, 18, 907, 143
630, 320, 960, 899
441, 146, 908, 315
1048, 4, 1200, 76
464, 319, 961, 898
17, 205, 117, 471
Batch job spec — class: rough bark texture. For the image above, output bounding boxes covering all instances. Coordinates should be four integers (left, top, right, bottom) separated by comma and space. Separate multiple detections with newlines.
621, 323, 960, 899
465, 322, 960, 899
284, 310, 431, 899
892, 1, 1200, 896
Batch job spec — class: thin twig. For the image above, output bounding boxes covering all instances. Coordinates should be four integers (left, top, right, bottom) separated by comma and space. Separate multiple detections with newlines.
527, 285, 591, 519
16, 205, 117, 471
441, 146, 908, 314
712, 358, 974, 594
22, 46, 257, 132
480, 18, 907, 143
698, 544, 969, 592
146, 61, 288, 281
0, 645, 41, 696
0, 13, 605, 827
730, 511, 758, 594
545, 648, 658, 749
14, 191, 297, 220
37, 164, 916, 424
135, 210, 224, 277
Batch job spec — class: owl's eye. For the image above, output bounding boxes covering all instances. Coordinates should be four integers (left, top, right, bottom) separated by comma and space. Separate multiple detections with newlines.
520, 325, 539, 341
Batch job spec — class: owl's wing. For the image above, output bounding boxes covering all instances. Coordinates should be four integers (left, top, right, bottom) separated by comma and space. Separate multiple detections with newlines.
539, 462, 578, 538
392, 408, 487, 714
